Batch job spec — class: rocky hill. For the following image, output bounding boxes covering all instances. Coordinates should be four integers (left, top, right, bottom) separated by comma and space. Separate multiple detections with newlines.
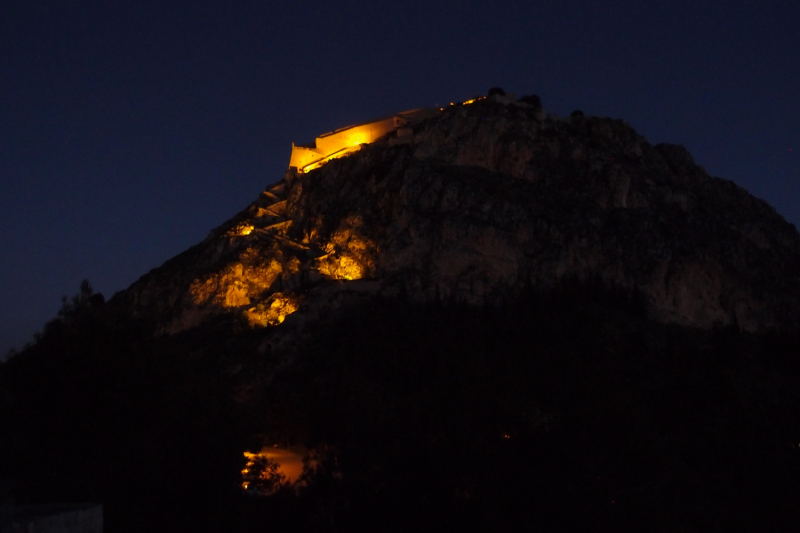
6, 92, 800, 531
115, 94, 800, 337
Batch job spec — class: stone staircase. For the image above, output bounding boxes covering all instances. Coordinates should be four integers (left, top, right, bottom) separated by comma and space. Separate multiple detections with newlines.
239, 179, 314, 253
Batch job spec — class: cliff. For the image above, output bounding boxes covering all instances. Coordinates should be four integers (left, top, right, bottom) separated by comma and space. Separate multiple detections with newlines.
114, 95, 800, 336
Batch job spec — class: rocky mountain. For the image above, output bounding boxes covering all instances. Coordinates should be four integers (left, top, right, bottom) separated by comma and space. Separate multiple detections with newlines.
115, 93, 800, 338
6, 91, 800, 531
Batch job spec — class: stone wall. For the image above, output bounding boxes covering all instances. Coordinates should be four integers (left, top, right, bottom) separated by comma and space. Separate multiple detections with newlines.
289, 108, 438, 171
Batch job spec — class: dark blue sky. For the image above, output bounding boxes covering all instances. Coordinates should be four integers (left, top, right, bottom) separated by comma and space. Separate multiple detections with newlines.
1, 0, 798, 354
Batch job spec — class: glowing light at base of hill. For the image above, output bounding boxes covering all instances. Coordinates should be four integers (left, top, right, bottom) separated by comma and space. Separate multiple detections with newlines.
242, 448, 307, 494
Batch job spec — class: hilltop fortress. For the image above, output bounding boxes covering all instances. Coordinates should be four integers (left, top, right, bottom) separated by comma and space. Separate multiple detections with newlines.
287, 91, 530, 173
288, 108, 439, 173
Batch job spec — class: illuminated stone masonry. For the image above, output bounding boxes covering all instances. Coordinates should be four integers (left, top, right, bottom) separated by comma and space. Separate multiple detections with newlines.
287, 94, 530, 174
289, 107, 439, 173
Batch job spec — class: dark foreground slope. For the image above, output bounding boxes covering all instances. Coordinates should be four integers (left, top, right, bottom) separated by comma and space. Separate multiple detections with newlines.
3, 283, 800, 532
250, 287, 800, 532
3, 94, 800, 531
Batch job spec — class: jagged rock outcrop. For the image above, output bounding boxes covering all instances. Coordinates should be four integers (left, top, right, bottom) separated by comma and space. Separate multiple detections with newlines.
113, 95, 800, 335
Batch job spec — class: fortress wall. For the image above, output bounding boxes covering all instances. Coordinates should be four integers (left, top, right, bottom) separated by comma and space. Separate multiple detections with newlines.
315, 117, 396, 155
289, 144, 322, 169
397, 107, 440, 123
288, 109, 440, 171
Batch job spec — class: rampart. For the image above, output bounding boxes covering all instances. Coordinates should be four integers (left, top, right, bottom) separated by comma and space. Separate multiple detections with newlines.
289, 108, 439, 172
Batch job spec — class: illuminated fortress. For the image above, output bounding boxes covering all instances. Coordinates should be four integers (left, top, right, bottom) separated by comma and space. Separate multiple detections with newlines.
288, 107, 439, 173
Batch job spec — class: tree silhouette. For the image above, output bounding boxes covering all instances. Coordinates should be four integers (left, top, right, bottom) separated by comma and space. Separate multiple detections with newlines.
244, 455, 287, 495
32, 279, 103, 344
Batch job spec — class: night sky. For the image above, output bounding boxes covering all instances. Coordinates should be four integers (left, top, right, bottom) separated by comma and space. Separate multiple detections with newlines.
1, 0, 798, 354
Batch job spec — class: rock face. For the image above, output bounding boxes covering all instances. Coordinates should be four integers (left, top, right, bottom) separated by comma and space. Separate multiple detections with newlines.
114, 96, 800, 334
